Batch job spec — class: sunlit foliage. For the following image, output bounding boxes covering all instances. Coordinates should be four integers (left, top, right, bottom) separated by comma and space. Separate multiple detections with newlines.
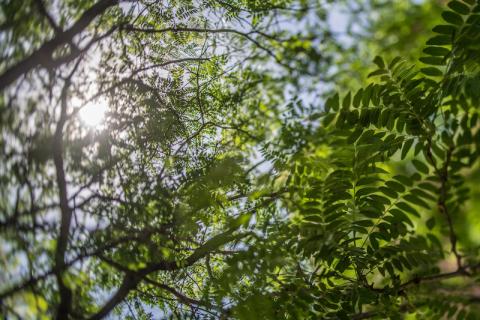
1, 0, 480, 319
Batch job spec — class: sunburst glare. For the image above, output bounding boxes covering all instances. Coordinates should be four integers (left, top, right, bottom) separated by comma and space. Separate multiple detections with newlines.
75, 97, 108, 127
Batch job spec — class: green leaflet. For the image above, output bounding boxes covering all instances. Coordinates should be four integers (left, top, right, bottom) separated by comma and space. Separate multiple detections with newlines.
448, 1, 471, 15
423, 46, 451, 56
412, 159, 430, 174
442, 10, 464, 25
421, 67, 444, 76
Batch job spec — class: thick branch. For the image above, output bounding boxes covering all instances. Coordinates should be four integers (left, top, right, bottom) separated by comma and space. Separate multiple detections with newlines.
0, 231, 155, 301
0, 0, 118, 90
88, 230, 248, 319
88, 272, 142, 320
52, 80, 74, 320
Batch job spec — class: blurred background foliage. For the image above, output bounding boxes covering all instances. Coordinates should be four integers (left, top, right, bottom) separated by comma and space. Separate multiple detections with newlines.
1, 0, 480, 319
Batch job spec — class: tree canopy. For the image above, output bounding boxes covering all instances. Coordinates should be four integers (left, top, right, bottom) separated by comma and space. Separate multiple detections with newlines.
1, 0, 480, 319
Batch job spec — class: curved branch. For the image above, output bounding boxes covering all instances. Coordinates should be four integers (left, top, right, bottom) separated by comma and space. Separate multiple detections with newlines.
0, 0, 118, 90
88, 272, 142, 320
53, 79, 74, 320
88, 230, 249, 319
143, 278, 215, 310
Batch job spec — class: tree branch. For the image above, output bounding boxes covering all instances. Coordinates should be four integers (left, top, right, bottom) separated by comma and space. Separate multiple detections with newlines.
88, 230, 249, 319
0, 0, 118, 90
52, 78, 74, 320
143, 278, 215, 310
88, 271, 142, 320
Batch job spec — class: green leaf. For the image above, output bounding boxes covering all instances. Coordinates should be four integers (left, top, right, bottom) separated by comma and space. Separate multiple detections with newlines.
356, 176, 383, 186
471, 112, 479, 126
419, 56, 445, 66
396, 201, 420, 217
423, 46, 450, 56
417, 182, 438, 194
322, 113, 336, 126
361, 207, 382, 218
414, 141, 424, 156
426, 217, 436, 230
362, 84, 373, 108
401, 139, 414, 160
379, 109, 391, 127
421, 67, 443, 76
391, 258, 404, 272
369, 194, 391, 205
326, 93, 340, 111
354, 219, 374, 227
385, 181, 405, 193
442, 11, 464, 25
373, 56, 385, 69
427, 35, 452, 45
412, 159, 429, 174
357, 129, 375, 145
411, 172, 422, 181
398, 255, 412, 270
466, 13, 480, 24
368, 69, 388, 78
404, 194, 430, 209
393, 175, 413, 187
370, 234, 379, 250
353, 88, 363, 108
356, 187, 378, 197
448, 1, 470, 15
388, 56, 403, 69
379, 186, 397, 198
385, 262, 395, 277
411, 188, 436, 201
396, 117, 406, 133
343, 92, 351, 109
347, 128, 363, 144
432, 24, 457, 35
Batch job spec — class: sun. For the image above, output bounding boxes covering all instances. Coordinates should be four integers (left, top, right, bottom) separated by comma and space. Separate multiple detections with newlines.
76, 98, 108, 127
